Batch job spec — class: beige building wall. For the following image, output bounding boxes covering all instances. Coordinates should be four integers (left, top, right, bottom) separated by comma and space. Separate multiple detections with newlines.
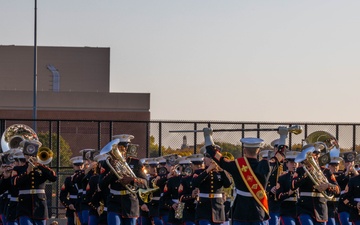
0, 45, 110, 92
0, 45, 150, 157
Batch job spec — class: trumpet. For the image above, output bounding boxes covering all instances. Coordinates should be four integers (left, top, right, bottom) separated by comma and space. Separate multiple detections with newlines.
28, 147, 54, 167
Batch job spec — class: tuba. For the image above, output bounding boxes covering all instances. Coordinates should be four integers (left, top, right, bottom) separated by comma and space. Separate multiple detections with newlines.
1, 124, 38, 153
295, 131, 339, 200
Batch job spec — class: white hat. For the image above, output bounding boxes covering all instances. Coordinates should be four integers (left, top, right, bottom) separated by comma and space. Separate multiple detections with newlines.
187, 154, 204, 163
157, 157, 166, 164
241, 137, 264, 148
178, 157, 191, 165
70, 156, 84, 164
19, 140, 42, 148
271, 139, 280, 147
112, 134, 134, 143
164, 154, 180, 166
93, 154, 107, 162
329, 156, 342, 164
140, 158, 148, 164
260, 150, 272, 159
79, 148, 95, 159
146, 158, 159, 166
285, 151, 300, 161
8, 148, 25, 159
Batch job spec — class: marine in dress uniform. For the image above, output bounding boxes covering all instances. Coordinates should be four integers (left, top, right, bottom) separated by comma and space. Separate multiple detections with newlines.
8, 149, 28, 225
192, 152, 232, 225
99, 134, 147, 225
292, 145, 340, 225
138, 158, 163, 225
86, 153, 105, 225
178, 154, 203, 225
327, 157, 342, 225
340, 161, 360, 225
338, 152, 358, 225
0, 155, 12, 225
59, 156, 84, 225
0, 151, 16, 225
13, 141, 57, 225
275, 151, 300, 225
91, 154, 111, 225
155, 155, 180, 225
162, 157, 188, 225
265, 141, 283, 225
76, 148, 97, 225
206, 132, 282, 225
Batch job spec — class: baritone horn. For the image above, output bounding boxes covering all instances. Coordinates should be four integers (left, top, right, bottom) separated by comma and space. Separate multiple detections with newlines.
100, 138, 159, 200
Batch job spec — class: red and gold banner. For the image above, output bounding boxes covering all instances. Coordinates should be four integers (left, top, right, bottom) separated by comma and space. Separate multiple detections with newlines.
235, 157, 269, 215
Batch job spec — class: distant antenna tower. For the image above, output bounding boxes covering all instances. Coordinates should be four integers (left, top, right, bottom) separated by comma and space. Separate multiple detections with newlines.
46, 64, 60, 92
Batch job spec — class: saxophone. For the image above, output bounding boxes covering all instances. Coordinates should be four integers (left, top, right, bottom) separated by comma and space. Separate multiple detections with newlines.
98, 200, 105, 215
174, 197, 185, 219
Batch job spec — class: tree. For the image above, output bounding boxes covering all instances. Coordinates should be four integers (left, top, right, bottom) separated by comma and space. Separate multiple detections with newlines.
37, 132, 73, 167
215, 142, 242, 158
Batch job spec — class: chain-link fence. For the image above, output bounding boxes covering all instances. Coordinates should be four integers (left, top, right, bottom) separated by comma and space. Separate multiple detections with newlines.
1, 119, 360, 218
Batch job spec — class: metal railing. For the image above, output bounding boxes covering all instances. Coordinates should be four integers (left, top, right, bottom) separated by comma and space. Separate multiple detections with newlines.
1, 119, 360, 218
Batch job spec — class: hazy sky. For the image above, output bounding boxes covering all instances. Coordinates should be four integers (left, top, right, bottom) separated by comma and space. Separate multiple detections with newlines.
2, 1, 360, 123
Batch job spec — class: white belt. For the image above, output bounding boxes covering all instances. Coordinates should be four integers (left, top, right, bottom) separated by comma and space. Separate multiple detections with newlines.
152, 197, 160, 201
236, 189, 252, 197
172, 199, 179, 203
283, 196, 297, 202
341, 190, 346, 195
300, 192, 324, 198
160, 193, 164, 197
78, 189, 83, 193
69, 195, 77, 199
103, 207, 107, 212
10, 197, 18, 202
354, 198, 360, 202
82, 190, 86, 194
198, 193, 223, 198
110, 189, 130, 195
19, 189, 45, 195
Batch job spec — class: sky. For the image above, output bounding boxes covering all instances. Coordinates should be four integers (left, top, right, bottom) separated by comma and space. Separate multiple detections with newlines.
2, 1, 360, 123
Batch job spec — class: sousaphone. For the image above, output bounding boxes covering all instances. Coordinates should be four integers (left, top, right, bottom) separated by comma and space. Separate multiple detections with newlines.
1, 124, 38, 153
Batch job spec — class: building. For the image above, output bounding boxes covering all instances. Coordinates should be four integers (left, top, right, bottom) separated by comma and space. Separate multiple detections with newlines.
0, 45, 150, 157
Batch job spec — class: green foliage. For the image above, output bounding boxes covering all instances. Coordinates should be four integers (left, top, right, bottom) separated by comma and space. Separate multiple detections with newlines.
215, 142, 242, 158
149, 135, 165, 157
37, 132, 73, 167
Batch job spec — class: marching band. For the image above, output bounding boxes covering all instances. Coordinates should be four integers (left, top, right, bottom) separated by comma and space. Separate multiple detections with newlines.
2, 124, 360, 225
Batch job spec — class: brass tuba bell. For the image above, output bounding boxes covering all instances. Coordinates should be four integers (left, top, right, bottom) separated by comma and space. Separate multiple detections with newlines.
296, 131, 340, 200
1, 124, 38, 153
305, 131, 339, 153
